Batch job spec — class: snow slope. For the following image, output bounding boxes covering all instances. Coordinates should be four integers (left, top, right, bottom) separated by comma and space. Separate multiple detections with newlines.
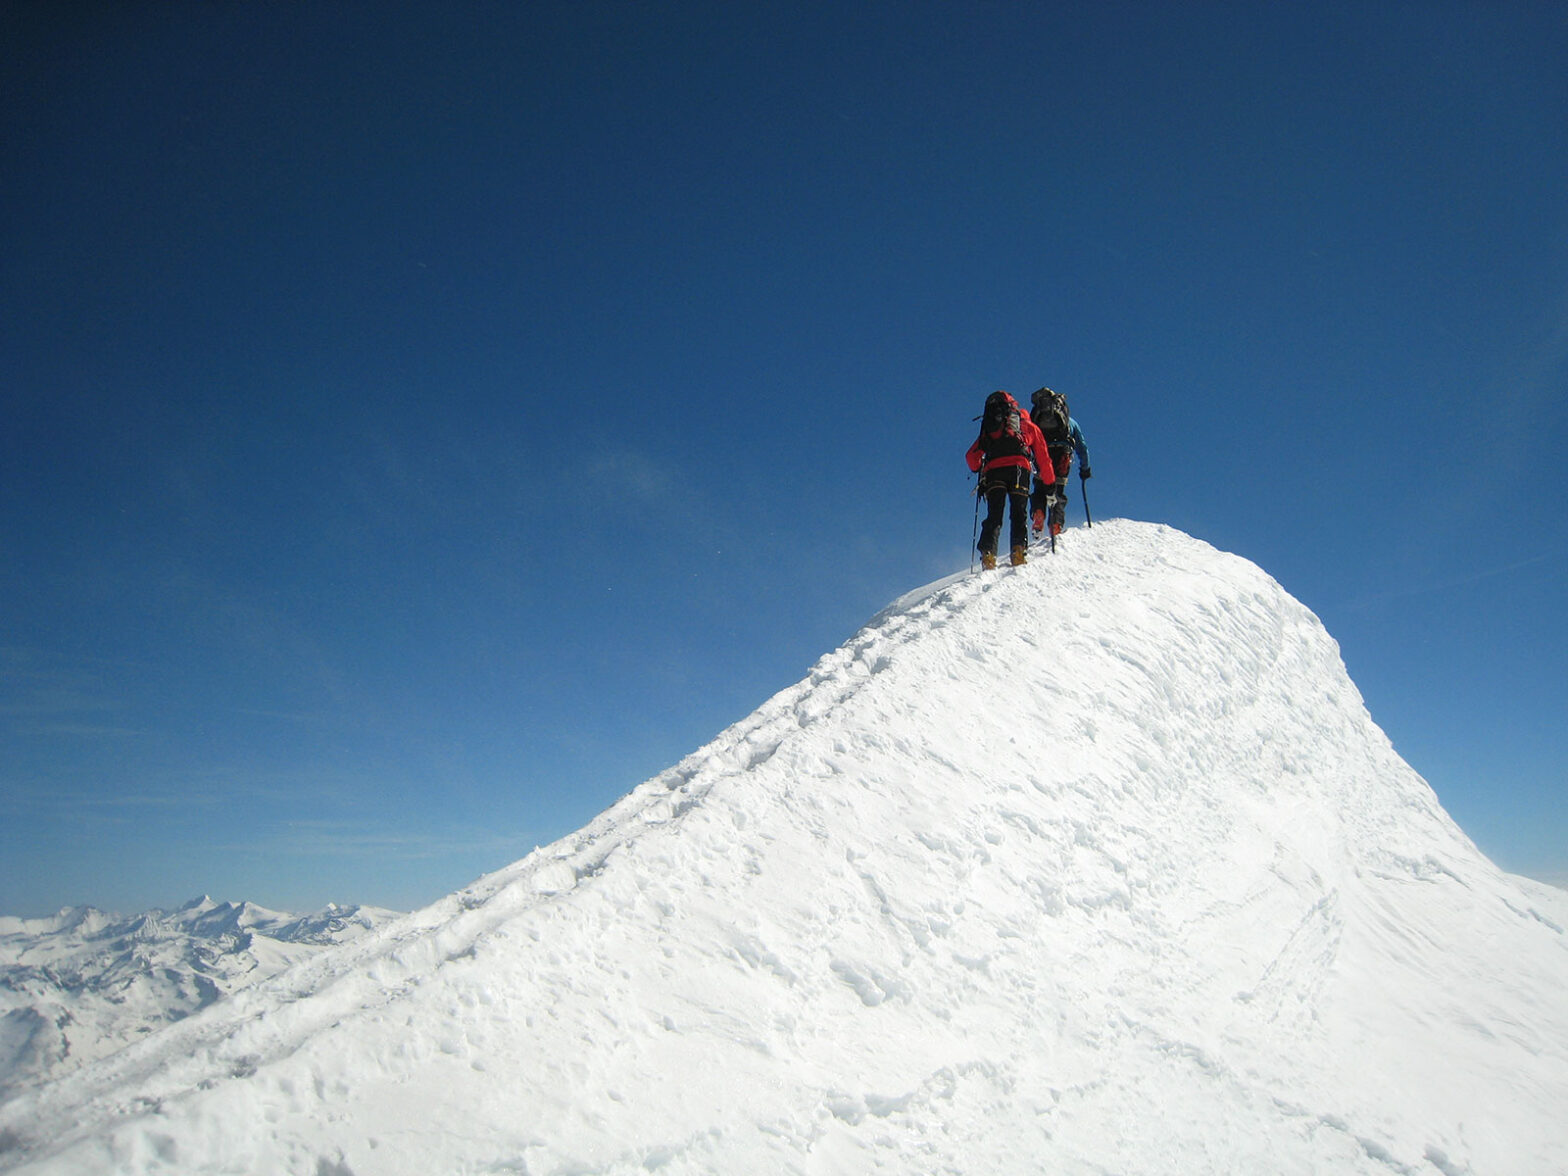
1, 520, 1564, 1175
0, 899, 397, 1102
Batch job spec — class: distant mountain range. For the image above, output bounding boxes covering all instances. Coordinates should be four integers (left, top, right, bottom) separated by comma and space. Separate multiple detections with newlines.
0, 896, 399, 1102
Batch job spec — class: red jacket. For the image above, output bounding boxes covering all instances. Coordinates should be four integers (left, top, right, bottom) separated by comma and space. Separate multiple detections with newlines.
966, 393, 1050, 477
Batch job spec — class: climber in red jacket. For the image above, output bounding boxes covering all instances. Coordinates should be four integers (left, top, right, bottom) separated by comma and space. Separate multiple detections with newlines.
966, 390, 1051, 569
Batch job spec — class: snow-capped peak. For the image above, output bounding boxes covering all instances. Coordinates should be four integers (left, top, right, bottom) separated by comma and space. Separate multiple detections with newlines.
1, 520, 1563, 1175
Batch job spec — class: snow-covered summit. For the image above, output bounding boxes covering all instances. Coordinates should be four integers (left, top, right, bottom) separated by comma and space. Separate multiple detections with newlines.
2, 520, 1564, 1174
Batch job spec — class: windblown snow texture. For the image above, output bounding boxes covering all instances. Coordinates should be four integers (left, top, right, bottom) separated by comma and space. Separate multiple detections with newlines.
2, 520, 1564, 1175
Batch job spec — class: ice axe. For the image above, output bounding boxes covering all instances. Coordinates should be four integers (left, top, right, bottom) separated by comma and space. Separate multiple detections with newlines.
1080, 470, 1093, 527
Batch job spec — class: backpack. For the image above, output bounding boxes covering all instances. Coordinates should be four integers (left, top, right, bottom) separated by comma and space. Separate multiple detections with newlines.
1031, 387, 1070, 446
977, 391, 1025, 459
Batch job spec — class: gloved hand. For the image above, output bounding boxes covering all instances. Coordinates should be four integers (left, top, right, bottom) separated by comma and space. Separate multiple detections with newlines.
1080, 468, 1092, 480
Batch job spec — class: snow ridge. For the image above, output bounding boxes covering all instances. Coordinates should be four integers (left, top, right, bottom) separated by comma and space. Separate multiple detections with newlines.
1, 519, 1564, 1175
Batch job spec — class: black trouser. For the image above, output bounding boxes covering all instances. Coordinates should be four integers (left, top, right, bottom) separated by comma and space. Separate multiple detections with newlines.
1034, 446, 1073, 530
978, 466, 1031, 556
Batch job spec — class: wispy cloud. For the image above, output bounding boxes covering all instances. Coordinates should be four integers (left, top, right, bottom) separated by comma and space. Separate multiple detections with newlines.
0, 646, 127, 727
1483, 281, 1568, 475
2, 762, 373, 817
1346, 551, 1559, 611
28, 722, 146, 738
5, 784, 224, 811
588, 447, 711, 524
231, 818, 535, 862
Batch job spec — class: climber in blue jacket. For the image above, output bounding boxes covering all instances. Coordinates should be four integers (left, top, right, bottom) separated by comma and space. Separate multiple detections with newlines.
1028, 387, 1092, 538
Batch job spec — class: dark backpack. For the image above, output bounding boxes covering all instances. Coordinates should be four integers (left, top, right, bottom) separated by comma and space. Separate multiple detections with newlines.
1031, 387, 1070, 446
977, 391, 1025, 459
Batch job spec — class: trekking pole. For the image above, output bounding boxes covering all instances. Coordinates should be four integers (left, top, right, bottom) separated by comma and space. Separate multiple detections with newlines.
970, 474, 981, 571
1081, 473, 1093, 528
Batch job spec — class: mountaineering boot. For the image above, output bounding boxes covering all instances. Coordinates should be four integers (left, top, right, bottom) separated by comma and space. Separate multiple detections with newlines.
1032, 508, 1045, 535
1050, 521, 1062, 538
981, 552, 997, 571
1011, 545, 1028, 566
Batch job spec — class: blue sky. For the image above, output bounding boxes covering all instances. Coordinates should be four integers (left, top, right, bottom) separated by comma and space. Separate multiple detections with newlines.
3, 2, 1564, 917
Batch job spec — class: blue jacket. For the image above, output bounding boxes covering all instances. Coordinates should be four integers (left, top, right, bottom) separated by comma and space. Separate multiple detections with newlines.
1049, 418, 1091, 476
